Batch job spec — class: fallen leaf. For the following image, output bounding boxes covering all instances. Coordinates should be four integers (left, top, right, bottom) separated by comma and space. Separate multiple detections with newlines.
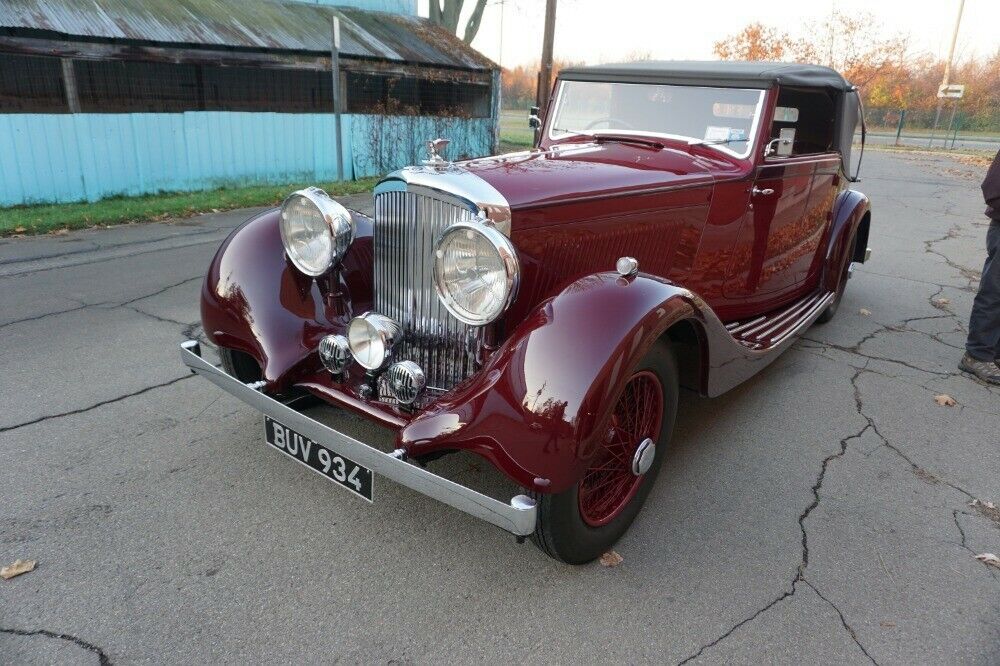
1, 559, 36, 580
975, 553, 1000, 569
51, 228, 69, 236
859, 308, 872, 316
13, 226, 26, 233
599, 550, 624, 567
931, 297, 951, 309
934, 394, 957, 407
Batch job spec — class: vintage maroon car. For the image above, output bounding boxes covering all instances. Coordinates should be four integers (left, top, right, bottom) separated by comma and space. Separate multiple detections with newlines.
182, 61, 871, 563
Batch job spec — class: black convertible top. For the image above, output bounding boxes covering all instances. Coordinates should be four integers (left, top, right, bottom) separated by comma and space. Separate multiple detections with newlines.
559, 60, 854, 91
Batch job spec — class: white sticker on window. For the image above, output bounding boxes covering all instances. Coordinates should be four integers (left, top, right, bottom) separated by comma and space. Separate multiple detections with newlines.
704, 126, 730, 142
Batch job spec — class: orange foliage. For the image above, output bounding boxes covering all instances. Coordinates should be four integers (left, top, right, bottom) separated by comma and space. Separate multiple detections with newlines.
714, 11, 1000, 127
501, 59, 582, 108
713, 22, 790, 61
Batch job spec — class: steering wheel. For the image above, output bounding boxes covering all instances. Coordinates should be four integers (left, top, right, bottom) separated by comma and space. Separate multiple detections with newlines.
584, 117, 636, 131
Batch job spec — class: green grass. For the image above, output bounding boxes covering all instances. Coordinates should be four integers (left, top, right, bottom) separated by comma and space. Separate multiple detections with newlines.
0, 177, 381, 237
861, 142, 996, 163
500, 108, 535, 148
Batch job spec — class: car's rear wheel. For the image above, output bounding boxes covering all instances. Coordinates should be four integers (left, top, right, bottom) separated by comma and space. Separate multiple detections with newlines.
531, 342, 678, 564
816, 231, 858, 324
219, 346, 263, 384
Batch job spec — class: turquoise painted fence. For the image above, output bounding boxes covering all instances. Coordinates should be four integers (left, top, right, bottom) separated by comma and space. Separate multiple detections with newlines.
0, 112, 493, 207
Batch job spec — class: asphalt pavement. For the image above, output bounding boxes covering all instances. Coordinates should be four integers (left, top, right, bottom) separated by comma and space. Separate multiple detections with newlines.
1, 150, 999, 664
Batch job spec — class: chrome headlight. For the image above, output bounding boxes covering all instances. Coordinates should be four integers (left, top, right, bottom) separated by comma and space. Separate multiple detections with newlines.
432, 222, 519, 326
347, 312, 401, 371
279, 187, 354, 277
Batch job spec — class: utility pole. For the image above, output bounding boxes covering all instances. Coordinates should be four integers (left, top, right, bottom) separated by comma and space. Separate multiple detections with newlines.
929, 0, 965, 147
497, 0, 505, 70
535, 0, 557, 111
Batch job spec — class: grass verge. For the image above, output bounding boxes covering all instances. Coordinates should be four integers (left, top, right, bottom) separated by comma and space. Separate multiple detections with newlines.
0, 177, 381, 237
860, 142, 996, 166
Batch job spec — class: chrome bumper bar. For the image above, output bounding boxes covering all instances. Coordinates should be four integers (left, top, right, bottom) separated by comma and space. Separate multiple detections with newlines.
180, 340, 537, 537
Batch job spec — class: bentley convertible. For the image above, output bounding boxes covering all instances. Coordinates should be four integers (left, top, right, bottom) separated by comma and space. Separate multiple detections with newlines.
181, 61, 871, 563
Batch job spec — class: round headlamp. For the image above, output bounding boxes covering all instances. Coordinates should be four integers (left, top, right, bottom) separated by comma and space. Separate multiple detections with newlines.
279, 187, 354, 277
318, 334, 351, 375
432, 222, 519, 326
386, 361, 426, 405
347, 313, 400, 371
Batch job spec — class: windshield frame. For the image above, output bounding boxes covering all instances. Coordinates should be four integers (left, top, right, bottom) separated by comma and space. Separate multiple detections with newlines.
546, 80, 767, 159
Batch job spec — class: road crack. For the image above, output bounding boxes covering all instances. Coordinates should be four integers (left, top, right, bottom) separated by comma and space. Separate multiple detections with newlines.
803, 580, 878, 663
0, 375, 193, 434
0, 275, 201, 330
0, 626, 111, 665
676, 367, 877, 665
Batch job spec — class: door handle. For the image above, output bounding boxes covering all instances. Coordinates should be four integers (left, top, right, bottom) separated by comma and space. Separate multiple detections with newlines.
752, 187, 775, 196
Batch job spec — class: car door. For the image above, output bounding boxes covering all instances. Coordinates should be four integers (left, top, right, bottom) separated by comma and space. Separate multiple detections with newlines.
724, 88, 840, 301
724, 157, 815, 298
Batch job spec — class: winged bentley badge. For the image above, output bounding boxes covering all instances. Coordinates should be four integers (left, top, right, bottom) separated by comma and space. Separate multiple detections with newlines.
422, 137, 451, 166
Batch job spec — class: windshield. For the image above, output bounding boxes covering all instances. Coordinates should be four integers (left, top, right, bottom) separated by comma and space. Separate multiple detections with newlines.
548, 80, 766, 158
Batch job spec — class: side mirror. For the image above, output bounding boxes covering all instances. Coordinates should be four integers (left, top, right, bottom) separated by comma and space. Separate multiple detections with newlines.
764, 128, 795, 157
528, 106, 541, 130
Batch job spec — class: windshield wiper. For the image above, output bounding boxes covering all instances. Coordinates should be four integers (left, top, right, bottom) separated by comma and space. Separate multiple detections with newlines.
593, 134, 664, 149
688, 138, 748, 148
552, 129, 665, 149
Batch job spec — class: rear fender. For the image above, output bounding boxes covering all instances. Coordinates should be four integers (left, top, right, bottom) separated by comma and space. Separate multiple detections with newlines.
823, 189, 870, 291
400, 272, 698, 493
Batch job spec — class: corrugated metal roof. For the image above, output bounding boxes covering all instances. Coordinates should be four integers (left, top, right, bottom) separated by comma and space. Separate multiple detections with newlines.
0, 0, 496, 70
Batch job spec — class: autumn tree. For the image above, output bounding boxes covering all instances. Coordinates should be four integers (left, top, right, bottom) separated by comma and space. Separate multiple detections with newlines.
793, 10, 909, 89
428, 0, 488, 44
501, 60, 582, 109
713, 23, 791, 61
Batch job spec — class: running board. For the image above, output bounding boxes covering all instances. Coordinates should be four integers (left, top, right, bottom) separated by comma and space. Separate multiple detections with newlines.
724, 291, 835, 350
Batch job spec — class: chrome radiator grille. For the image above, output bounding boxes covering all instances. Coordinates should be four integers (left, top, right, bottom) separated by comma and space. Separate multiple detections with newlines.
374, 189, 483, 392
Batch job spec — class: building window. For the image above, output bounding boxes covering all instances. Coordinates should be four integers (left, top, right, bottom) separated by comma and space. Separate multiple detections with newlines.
74, 60, 334, 113
0, 52, 490, 117
0, 54, 68, 113
345, 72, 491, 117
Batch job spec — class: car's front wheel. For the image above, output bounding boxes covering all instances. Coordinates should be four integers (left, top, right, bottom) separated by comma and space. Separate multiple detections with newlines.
218, 346, 263, 384
531, 342, 678, 564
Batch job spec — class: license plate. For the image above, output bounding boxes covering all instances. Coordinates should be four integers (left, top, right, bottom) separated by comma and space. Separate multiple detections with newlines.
264, 416, 373, 502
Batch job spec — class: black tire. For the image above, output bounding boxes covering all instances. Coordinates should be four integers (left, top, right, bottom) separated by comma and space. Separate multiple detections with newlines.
531, 342, 679, 564
218, 347, 263, 384
816, 232, 858, 324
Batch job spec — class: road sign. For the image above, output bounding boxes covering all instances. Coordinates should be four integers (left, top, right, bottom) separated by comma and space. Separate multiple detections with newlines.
938, 84, 965, 99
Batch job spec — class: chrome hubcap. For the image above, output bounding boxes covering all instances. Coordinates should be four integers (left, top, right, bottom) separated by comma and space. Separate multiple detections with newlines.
631, 437, 655, 476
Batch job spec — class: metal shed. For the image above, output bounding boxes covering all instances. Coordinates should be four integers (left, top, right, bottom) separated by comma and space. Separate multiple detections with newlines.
0, 0, 499, 206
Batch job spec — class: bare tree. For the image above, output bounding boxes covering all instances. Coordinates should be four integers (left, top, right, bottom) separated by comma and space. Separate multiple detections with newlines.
428, 0, 489, 45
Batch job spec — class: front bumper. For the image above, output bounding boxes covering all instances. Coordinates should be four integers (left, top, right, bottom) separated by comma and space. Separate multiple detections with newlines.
180, 340, 538, 536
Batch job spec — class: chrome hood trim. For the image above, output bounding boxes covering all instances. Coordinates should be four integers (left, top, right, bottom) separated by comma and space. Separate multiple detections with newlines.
374, 164, 512, 236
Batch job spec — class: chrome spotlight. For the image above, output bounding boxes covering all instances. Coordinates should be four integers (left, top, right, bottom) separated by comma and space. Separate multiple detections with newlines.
318, 334, 351, 374
347, 312, 401, 371
386, 361, 426, 405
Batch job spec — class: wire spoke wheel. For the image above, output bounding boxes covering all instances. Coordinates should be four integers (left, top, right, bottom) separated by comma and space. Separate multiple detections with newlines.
578, 370, 664, 527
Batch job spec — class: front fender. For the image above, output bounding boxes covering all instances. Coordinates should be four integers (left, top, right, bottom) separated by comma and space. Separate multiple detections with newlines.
400, 272, 697, 493
823, 188, 870, 291
200, 208, 373, 389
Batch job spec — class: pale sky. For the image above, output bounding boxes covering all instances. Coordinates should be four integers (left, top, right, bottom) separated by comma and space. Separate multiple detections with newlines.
419, 0, 999, 68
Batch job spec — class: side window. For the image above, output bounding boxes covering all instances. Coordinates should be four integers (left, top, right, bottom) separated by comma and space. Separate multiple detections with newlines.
769, 87, 836, 156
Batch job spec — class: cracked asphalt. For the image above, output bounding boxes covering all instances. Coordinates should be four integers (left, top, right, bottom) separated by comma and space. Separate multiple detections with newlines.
2, 150, 999, 664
